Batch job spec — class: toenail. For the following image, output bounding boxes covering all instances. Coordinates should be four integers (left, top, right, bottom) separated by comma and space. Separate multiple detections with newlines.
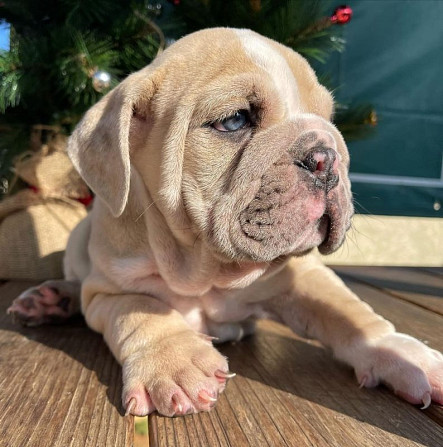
199, 390, 217, 403
125, 397, 137, 416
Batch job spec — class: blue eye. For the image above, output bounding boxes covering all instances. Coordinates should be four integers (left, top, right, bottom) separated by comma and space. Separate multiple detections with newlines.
213, 110, 250, 132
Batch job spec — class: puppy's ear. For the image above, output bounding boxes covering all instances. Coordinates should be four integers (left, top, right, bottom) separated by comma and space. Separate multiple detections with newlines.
68, 72, 156, 217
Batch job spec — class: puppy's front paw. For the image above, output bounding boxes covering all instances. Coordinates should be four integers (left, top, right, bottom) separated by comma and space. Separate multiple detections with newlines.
355, 333, 443, 408
122, 331, 232, 417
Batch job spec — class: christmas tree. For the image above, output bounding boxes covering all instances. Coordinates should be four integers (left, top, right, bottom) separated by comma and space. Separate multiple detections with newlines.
0, 0, 163, 193
0, 0, 375, 196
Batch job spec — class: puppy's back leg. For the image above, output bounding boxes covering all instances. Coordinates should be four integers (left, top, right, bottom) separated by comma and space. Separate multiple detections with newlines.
7, 280, 81, 326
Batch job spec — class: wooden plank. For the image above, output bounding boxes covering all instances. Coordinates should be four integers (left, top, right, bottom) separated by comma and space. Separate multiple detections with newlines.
416, 267, 443, 278
0, 282, 134, 447
150, 269, 443, 447
2, 268, 442, 447
333, 266, 443, 315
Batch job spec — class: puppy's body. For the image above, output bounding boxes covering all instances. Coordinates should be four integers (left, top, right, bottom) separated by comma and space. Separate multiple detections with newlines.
9, 28, 443, 417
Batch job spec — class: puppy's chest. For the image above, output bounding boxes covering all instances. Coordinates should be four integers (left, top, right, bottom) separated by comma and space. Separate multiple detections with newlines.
108, 256, 263, 330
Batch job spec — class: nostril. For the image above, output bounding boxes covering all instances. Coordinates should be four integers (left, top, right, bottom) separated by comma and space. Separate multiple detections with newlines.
298, 148, 337, 175
294, 147, 340, 192
316, 159, 326, 173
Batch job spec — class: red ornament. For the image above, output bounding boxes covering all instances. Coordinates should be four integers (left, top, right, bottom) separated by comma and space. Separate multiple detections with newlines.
76, 194, 94, 207
27, 185, 94, 207
331, 5, 353, 25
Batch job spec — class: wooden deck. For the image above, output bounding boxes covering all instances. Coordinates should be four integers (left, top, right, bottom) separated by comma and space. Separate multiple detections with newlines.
0, 267, 442, 447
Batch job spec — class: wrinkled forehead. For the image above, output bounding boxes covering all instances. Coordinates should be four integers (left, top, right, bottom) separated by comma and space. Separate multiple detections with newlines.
150, 28, 331, 124
234, 29, 300, 117
184, 29, 303, 121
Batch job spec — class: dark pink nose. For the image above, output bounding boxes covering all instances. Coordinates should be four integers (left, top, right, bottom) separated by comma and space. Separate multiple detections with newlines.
296, 148, 339, 192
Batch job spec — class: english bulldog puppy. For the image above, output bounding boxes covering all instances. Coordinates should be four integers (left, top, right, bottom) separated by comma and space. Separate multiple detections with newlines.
8, 28, 443, 417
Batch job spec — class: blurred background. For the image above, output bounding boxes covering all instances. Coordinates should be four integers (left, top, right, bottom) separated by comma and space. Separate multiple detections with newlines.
319, 0, 443, 265
328, 0, 443, 218
0, 0, 442, 274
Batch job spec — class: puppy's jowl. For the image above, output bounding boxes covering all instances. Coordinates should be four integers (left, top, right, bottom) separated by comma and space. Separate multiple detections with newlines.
9, 28, 443, 417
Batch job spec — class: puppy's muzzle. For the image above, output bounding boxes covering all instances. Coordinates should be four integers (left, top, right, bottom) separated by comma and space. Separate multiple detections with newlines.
295, 147, 339, 193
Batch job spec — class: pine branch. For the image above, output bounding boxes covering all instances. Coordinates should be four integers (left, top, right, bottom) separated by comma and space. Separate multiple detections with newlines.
172, 0, 344, 64
0, 45, 21, 113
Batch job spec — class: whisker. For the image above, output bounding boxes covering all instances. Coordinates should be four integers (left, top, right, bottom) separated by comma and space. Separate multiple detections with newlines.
351, 196, 377, 217
193, 231, 203, 247
134, 200, 157, 223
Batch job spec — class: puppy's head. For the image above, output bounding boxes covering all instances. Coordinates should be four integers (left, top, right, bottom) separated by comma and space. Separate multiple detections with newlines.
69, 28, 353, 263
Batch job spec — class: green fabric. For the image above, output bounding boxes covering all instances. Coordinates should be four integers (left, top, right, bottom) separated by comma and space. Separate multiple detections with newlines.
334, 0, 443, 216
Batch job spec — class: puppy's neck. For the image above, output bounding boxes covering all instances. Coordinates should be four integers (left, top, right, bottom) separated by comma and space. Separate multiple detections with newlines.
127, 167, 279, 296
214, 258, 287, 289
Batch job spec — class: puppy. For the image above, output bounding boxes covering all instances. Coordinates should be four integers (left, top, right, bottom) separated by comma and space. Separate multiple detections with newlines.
8, 28, 443, 417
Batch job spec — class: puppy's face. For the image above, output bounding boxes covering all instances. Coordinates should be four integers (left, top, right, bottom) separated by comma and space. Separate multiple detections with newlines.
69, 28, 353, 263
174, 30, 353, 262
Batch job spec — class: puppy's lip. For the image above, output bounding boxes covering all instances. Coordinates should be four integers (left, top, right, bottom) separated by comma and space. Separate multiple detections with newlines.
318, 214, 330, 243
317, 208, 347, 255
317, 219, 336, 254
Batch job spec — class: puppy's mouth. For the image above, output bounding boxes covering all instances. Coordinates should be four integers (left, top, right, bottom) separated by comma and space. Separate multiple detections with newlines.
232, 164, 352, 261
206, 125, 353, 264
239, 199, 326, 255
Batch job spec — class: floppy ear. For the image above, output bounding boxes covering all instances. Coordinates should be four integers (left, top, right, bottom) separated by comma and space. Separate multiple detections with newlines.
68, 72, 156, 217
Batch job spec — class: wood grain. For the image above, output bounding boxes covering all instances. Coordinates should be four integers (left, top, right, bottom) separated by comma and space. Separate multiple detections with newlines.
334, 266, 443, 315
0, 282, 133, 447
1, 268, 442, 447
417, 267, 443, 277
150, 267, 443, 447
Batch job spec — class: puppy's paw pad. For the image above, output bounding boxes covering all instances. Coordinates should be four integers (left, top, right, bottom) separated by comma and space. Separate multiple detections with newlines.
7, 280, 79, 326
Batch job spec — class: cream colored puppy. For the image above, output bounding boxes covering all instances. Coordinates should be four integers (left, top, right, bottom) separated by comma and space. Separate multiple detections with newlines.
9, 28, 443, 417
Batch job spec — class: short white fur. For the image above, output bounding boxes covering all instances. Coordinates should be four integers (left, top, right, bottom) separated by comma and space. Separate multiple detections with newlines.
235, 29, 300, 117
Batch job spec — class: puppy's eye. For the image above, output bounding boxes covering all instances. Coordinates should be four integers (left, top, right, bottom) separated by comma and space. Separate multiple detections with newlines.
212, 110, 250, 132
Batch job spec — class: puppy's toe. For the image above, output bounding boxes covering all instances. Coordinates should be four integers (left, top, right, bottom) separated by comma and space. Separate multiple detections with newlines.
147, 360, 228, 416
123, 384, 156, 416
147, 383, 196, 417
426, 352, 443, 405
173, 367, 225, 412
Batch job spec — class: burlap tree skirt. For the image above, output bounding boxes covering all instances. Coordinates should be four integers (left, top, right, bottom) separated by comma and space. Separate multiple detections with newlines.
0, 190, 87, 279
0, 133, 90, 280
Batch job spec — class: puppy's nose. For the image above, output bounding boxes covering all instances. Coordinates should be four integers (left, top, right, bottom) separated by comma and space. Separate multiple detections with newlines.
297, 148, 339, 192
